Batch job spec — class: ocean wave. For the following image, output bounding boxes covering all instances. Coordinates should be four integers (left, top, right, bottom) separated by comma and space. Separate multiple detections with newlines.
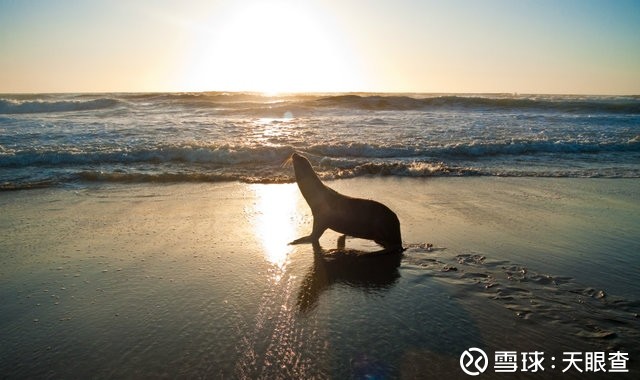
3, 93, 639, 115
437, 139, 640, 157
308, 143, 420, 158
0, 98, 121, 114
319, 161, 476, 179
309, 94, 640, 114
0, 144, 296, 168
2, 138, 638, 169
2, 154, 638, 191
306, 139, 640, 160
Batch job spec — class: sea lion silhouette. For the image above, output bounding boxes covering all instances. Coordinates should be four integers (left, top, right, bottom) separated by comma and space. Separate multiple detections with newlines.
289, 153, 403, 254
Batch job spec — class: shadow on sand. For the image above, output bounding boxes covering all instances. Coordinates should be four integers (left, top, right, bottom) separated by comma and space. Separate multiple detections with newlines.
297, 243, 403, 312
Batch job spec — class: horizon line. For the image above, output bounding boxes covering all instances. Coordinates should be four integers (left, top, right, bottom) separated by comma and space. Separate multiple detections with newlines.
1, 89, 638, 97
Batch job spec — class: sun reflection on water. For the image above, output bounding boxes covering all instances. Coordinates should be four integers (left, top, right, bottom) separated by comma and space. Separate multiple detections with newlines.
250, 116, 296, 147
251, 183, 298, 273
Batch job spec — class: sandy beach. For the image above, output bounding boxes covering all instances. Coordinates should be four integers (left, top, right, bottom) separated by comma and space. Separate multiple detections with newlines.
1, 177, 639, 378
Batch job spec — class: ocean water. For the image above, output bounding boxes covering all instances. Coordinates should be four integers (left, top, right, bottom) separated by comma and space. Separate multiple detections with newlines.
1, 92, 639, 190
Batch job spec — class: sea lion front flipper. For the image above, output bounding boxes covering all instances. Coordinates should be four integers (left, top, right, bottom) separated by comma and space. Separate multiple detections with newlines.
289, 235, 314, 245
289, 218, 326, 246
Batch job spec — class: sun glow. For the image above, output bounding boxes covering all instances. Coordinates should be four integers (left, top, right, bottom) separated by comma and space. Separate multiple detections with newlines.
180, 1, 362, 93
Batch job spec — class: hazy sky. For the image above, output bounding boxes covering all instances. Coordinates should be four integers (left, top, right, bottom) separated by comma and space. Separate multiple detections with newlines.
1, 0, 639, 94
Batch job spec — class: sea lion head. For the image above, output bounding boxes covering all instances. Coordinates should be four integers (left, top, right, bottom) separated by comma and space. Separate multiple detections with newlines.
291, 153, 325, 205
291, 152, 313, 176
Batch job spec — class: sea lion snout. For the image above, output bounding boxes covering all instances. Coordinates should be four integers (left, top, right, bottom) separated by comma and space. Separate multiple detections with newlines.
291, 152, 313, 175
291, 152, 305, 165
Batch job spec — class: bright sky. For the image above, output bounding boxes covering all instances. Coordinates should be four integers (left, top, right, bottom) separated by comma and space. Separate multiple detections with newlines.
1, 0, 639, 94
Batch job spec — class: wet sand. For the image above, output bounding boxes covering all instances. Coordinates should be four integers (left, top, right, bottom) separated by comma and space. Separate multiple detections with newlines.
1, 178, 639, 378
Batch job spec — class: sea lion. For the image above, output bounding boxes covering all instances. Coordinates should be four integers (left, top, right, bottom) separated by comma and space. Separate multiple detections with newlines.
289, 153, 403, 254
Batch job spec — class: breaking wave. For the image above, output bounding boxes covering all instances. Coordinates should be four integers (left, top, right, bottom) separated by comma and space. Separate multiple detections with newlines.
0, 98, 121, 114
307, 94, 640, 114
2, 93, 639, 115
3, 138, 639, 191
0, 144, 295, 168
2, 138, 638, 169
127, 93, 640, 115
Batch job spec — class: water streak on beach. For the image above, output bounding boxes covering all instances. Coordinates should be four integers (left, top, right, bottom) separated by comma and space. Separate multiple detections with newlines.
1, 92, 639, 190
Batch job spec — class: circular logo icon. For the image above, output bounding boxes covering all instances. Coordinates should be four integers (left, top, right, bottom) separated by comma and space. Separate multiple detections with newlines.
460, 347, 488, 376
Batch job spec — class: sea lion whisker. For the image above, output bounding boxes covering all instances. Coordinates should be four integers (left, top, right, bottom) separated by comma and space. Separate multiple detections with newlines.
281, 154, 294, 168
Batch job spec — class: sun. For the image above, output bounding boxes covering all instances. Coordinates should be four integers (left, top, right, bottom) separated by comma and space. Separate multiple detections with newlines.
179, 1, 363, 93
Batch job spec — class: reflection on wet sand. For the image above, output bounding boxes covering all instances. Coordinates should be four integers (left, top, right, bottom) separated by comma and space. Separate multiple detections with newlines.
297, 246, 403, 312
251, 183, 297, 272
